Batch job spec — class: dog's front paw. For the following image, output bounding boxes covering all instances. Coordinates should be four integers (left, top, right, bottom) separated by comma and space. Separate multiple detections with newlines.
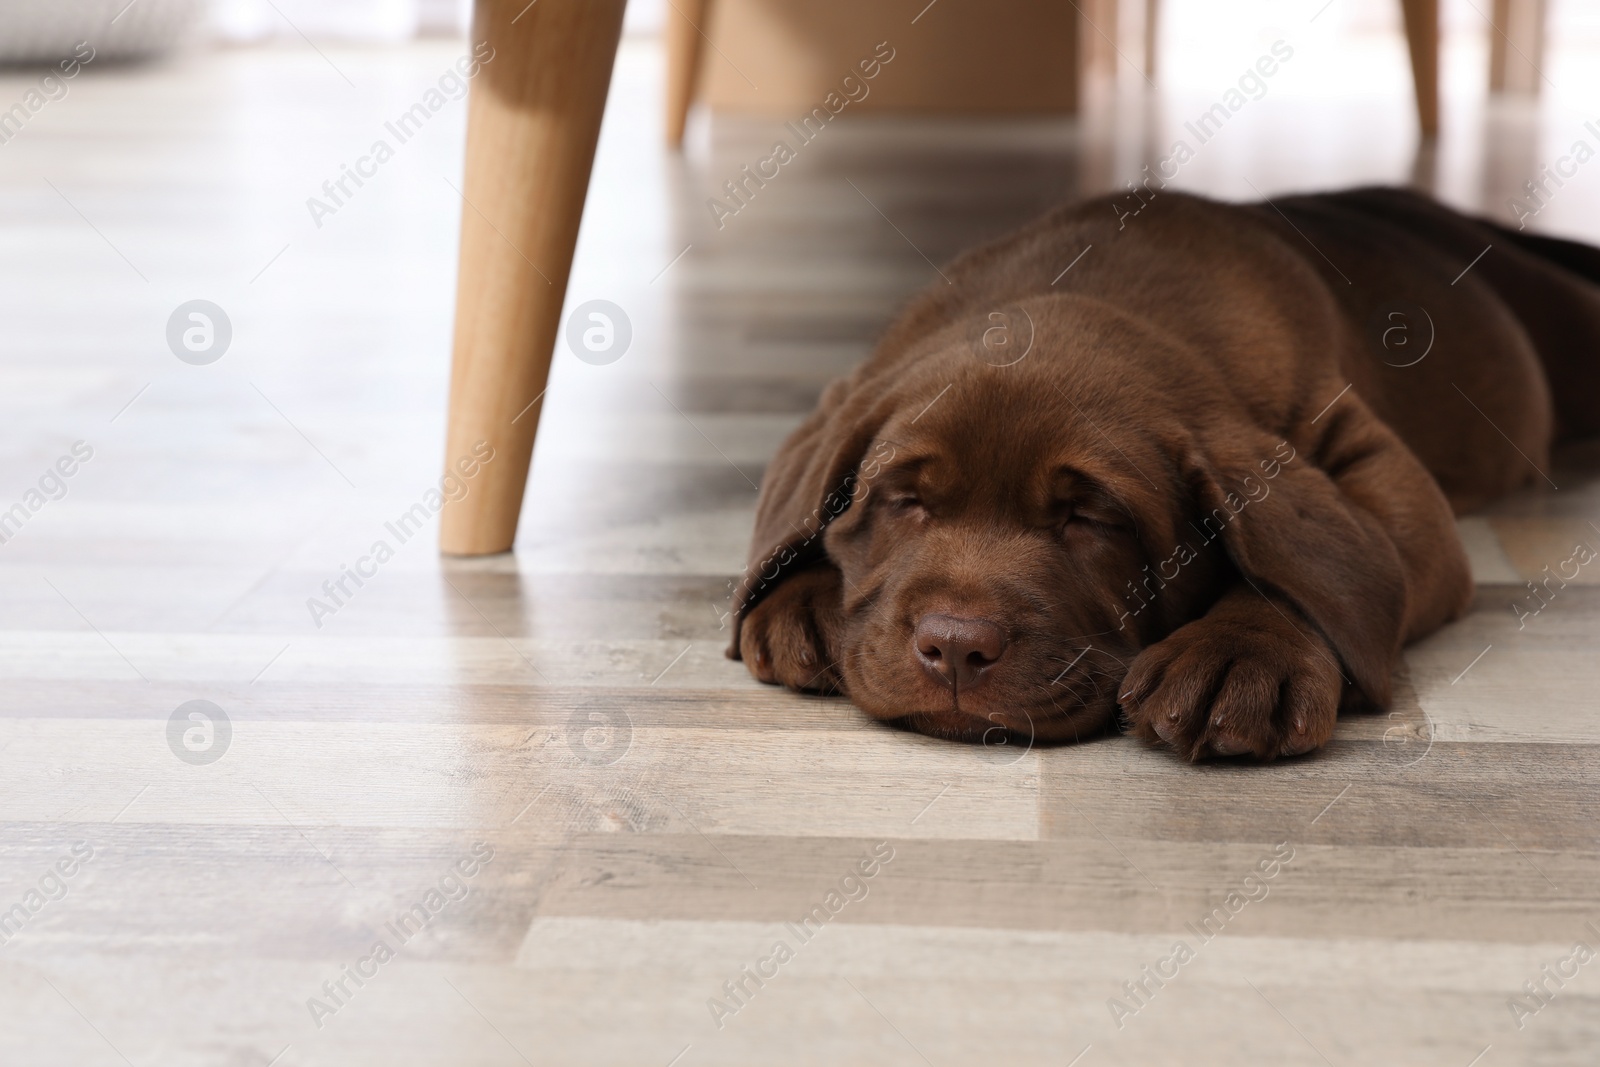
736, 565, 843, 694
1119, 600, 1342, 760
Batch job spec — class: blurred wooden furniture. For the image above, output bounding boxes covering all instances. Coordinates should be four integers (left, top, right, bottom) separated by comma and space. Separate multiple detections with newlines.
1490, 0, 1547, 95
681, 0, 1082, 120
665, 0, 710, 146
1399, 0, 1440, 137
665, 0, 1443, 144
443, 0, 1462, 555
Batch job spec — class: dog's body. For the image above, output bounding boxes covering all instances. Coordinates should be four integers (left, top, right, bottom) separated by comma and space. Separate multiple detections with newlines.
730, 187, 1600, 759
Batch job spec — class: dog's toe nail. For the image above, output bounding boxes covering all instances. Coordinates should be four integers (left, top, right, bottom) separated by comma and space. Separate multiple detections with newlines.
1209, 734, 1252, 756
1150, 714, 1183, 746
1208, 713, 1253, 756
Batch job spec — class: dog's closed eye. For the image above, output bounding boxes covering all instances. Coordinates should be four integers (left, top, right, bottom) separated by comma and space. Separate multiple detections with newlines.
1061, 502, 1126, 530
1052, 474, 1133, 535
886, 493, 925, 517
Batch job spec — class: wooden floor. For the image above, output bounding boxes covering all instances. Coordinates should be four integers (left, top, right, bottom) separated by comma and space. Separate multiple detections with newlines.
3, 21, 1600, 1067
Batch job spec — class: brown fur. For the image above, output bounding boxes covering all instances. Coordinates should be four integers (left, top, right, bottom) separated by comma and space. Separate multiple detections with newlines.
728, 187, 1600, 760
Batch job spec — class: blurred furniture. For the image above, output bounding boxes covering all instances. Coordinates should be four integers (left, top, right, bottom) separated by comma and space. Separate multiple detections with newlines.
673, 0, 1082, 142
1490, 0, 1547, 95
443, 0, 1555, 555
0, 0, 204, 61
1398, 0, 1440, 136
666, 0, 1443, 142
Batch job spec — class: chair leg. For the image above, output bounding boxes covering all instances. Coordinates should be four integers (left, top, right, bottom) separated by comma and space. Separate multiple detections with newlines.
1398, 0, 1440, 137
1077, 0, 1120, 87
1489, 0, 1547, 95
1144, 0, 1159, 82
1490, 0, 1509, 89
666, 0, 710, 147
440, 0, 628, 556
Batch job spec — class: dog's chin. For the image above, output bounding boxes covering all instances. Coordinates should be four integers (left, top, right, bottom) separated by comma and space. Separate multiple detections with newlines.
885, 710, 1008, 744
865, 700, 1116, 746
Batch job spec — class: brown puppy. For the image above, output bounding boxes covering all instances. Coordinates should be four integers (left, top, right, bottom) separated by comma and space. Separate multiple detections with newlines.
728, 187, 1600, 760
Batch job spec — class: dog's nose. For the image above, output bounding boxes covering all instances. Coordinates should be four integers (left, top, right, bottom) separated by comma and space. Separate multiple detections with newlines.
914, 614, 1007, 688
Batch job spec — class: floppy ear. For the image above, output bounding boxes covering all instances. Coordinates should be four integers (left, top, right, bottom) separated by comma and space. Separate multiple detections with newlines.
728, 377, 893, 656
1180, 431, 1408, 707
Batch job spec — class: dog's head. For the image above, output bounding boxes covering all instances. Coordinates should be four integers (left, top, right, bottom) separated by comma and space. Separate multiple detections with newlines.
732, 296, 1401, 744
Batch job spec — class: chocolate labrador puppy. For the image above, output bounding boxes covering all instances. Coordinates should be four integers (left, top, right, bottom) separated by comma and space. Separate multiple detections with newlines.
728, 187, 1600, 759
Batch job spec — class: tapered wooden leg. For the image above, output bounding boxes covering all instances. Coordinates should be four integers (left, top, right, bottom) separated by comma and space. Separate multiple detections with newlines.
666, 0, 710, 147
1398, 0, 1439, 137
1143, 0, 1159, 82
440, 0, 627, 556
1077, 0, 1119, 90
1490, 0, 1510, 89
1489, 0, 1546, 95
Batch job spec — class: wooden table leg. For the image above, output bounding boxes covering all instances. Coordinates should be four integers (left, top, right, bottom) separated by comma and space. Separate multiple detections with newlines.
440, 0, 628, 556
1489, 0, 1547, 95
1399, 0, 1439, 137
665, 0, 710, 147
1143, 0, 1159, 83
